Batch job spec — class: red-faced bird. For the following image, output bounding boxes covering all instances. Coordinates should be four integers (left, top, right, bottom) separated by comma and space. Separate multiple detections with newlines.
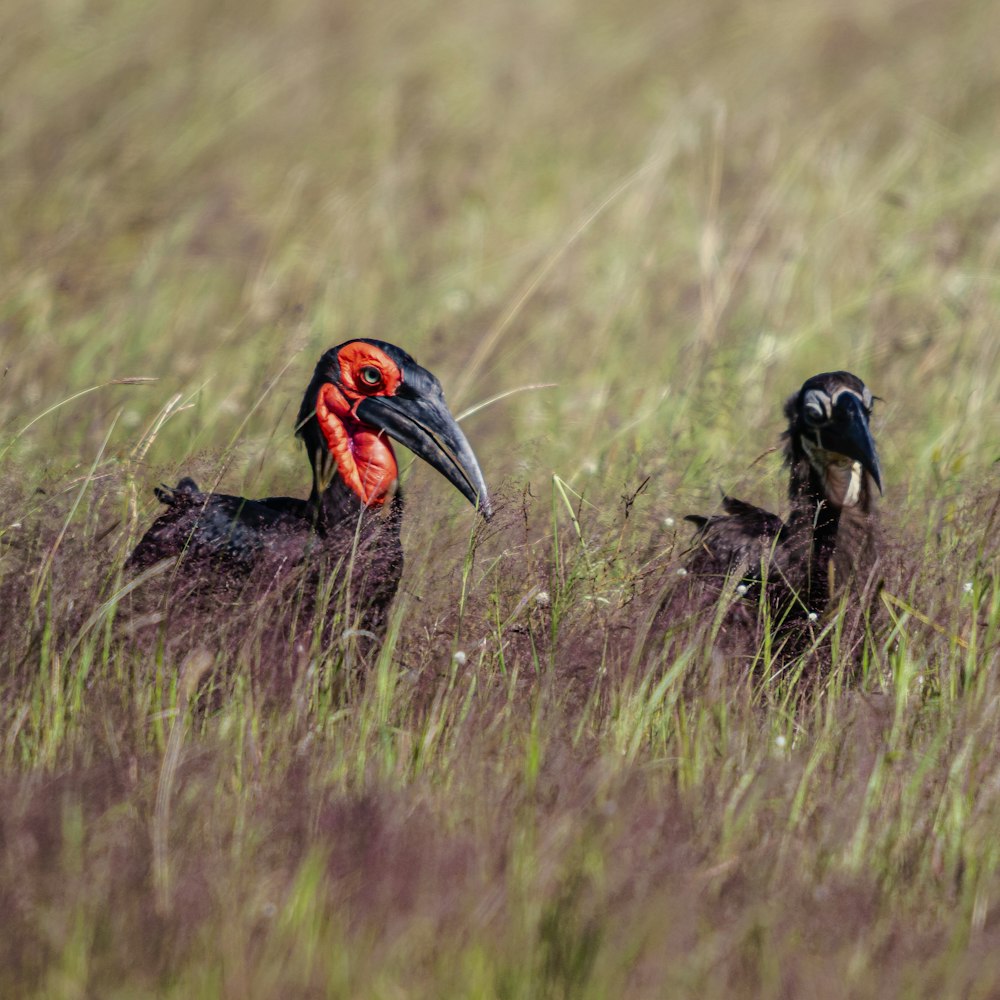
127, 339, 491, 640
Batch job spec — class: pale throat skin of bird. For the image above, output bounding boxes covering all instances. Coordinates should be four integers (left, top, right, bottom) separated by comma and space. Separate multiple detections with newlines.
799, 436, 865, 509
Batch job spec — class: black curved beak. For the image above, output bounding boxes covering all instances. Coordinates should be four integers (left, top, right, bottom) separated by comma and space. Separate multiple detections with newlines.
356, 367, 492, 519
824, 393, 883, 495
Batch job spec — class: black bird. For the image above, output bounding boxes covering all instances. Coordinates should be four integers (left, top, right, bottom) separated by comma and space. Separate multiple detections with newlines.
127, 339, 491, 641
684, 371, 883, 636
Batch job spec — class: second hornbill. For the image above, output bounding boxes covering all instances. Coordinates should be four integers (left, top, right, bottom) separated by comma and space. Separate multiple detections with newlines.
127, 339, 491, 640
684, 370, 883, 631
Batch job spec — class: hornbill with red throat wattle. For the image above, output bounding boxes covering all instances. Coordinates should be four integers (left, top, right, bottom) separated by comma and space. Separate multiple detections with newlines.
683, 370, 884, 640
127, 339, 491, 640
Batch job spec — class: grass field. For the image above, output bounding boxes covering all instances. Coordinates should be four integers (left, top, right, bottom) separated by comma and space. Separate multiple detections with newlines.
2, 0, 1000, 995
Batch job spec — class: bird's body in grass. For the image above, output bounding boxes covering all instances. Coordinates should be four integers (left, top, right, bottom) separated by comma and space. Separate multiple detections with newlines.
127, 339, 491, 644
657, 372, 884, 661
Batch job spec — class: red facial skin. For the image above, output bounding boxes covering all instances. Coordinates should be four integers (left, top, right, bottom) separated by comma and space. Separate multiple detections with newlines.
314, 343, 403, 507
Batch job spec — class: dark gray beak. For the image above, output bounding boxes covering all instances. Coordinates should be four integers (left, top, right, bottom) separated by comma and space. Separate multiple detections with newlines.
823, 393, 883, 495
356, 367, 492, 519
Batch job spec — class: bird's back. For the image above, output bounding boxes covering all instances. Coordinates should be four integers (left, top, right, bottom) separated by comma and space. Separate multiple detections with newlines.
685, 495, 788, 580
126, 477, 313, 575
126, 476, 405, 646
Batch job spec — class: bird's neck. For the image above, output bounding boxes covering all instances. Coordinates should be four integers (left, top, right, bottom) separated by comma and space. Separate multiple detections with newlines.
312, 473, 404, 534
315, 383, 399, 508
787, 457, 841, 552
786, 456, 878, 606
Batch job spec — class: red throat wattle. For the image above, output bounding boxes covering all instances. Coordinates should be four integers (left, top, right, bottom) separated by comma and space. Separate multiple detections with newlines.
315, 382, 398, 506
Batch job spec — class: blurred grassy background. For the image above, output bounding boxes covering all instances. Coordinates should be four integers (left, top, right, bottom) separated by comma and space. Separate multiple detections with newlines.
2, 0, 1000, 995
4, 0, 998, 501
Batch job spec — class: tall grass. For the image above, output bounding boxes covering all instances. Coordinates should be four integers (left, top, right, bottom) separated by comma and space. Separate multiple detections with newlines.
2, 0, 999, 995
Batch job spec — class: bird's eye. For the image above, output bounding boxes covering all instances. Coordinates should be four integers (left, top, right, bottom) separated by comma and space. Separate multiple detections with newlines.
803, 389, 829, 425
360, 366, 382, 387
